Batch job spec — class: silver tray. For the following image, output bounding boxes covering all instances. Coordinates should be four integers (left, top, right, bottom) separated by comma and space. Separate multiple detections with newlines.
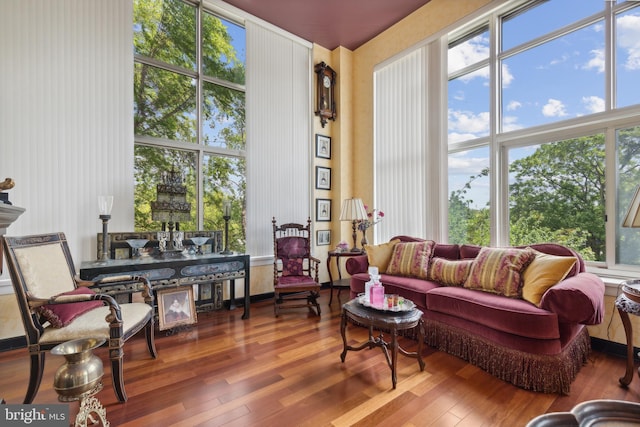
356, 294, 415, 312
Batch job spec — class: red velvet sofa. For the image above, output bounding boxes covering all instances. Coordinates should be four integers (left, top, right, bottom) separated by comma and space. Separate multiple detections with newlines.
345, 236, 605, 394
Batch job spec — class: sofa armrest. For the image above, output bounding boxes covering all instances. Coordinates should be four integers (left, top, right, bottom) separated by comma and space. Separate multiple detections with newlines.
345, 255, 369, 275
540, 272, 605, 325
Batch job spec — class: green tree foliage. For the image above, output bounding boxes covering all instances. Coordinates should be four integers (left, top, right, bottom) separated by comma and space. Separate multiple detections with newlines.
449, 136, 607, 260
448, 168, 490, 246
133, 0, 246, 251
509, 135, 605, 261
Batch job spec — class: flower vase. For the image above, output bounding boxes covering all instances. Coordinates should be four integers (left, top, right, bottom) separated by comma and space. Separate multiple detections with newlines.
361, 229, 368, 248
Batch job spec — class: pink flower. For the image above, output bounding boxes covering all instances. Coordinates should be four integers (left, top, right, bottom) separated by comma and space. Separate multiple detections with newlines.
358, 207, 384, 231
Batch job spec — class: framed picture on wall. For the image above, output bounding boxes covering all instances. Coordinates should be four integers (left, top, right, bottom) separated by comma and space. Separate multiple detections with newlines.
315, 134, 331, 159
315, 166, 331, 190
317, 230, 331, 246
316, 198, 331, 222
157, 287, 197, 331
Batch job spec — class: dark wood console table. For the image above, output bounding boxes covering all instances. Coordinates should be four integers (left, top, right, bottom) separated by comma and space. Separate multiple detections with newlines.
79, 252, 251, 319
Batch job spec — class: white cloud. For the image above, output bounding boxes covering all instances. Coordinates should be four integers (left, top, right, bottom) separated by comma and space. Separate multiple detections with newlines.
542, 99, 567, 117
501, 63, 514, 87
448, 34, 489, 74
448, 132, 480, 144
618, 14, 640, 70
582, 96, 604, 114
458, 67, 489, 83
448, 152, 489, 174
452, 90, 465, 101
583, 49, 605, 73
550, 53, 570, 67
506, 101, 521, 111
502, 115, 522, 132
448, 109, 490, 135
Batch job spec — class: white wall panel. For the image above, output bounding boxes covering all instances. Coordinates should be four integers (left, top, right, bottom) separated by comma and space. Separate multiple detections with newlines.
0, 0, 133, 271
374, 47, 428, 242
245, 21, 311, 258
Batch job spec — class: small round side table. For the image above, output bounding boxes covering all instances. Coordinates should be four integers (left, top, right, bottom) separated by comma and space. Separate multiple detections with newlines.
615, 280, 640, 387
326, 250, 363, 305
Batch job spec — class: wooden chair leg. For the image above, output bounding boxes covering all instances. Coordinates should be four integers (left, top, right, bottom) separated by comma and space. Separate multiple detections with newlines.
110, 348, 127, 402
274, 291, 280, 317
145, 321, 158, 359
24, 351, 45, 404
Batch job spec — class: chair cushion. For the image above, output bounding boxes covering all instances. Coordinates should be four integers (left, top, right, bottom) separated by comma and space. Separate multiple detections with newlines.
464, 247, 536, 298
282, 258, 304, 276
277, 236, 309, 258
37, 287, 104, 328
428, 258, 474, 287
386, 240, 435, 279
521, 249, 577, 306
14, 243, 76, 298
39, 302, 153, 344
364, 239, 400, 273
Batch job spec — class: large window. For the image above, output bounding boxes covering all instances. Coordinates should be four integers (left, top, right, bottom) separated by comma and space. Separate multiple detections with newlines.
447, 0, 640, 270
133, 0, 246, 251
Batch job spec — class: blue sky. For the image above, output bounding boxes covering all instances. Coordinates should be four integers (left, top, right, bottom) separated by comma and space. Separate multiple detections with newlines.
447, 1, 640, 208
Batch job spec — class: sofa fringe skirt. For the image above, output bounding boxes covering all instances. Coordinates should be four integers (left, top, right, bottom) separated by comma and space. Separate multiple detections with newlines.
424, 319, 591, 394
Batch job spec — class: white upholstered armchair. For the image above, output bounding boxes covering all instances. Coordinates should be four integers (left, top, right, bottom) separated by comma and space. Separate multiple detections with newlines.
2, 232, 157, 403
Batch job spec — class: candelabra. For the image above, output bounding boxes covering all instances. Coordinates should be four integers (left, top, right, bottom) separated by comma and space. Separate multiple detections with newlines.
98, 196, 113, 261
221, 200, 232, 254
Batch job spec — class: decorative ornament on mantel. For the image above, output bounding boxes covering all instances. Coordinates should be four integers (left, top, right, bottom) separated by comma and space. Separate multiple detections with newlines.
0, 177, 15, 205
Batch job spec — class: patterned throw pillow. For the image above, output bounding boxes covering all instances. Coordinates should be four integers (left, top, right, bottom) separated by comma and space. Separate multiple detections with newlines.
36, 287, 103, 328
364, 239, 400, 273
521, 249, 577, 306
386, 240, 435, 279
282, 258, 304, 276
464, 247, 536, 298
428, 258, 474, 286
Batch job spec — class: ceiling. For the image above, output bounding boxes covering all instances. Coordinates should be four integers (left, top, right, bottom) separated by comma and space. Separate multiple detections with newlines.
223, 0, 432, 51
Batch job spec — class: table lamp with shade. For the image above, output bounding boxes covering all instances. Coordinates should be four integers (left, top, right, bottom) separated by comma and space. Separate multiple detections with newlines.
621, 186, 640, 302
623, 186, 640, 228
339, 198, 368, 252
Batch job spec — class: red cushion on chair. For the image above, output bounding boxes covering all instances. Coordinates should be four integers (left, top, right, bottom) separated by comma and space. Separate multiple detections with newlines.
277, 236, 309, 258
282, 258, 304, 276
37, 287, 103, 328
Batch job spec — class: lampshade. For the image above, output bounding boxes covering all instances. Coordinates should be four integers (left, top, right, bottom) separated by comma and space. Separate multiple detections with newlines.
339, 198, 367, 222
623, 186, 640, 228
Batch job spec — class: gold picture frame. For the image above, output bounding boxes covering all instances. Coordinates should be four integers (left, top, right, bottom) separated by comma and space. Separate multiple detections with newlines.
157, 287, 197, 331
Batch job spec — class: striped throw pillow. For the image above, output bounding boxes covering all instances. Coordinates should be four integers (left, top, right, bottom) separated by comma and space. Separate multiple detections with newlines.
386, 240, 435, 279
428, 258, 474, 286
464, 247, 536, 298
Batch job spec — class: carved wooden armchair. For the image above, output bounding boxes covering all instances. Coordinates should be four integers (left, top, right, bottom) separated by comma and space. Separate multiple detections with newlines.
272, 218, 321, 317
2, 232, 157, 403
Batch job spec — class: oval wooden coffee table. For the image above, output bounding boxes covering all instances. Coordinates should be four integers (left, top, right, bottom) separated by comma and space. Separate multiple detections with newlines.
340, 298, 425, 389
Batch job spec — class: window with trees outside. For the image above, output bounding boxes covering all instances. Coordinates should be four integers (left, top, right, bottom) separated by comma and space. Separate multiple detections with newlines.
448, 0, 640, 269
133, 0, 246, 252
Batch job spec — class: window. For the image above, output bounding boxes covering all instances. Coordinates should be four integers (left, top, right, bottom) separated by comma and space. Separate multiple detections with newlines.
133, 0, 246, 251
446, 0, 640, 269
448, 147, 490, 245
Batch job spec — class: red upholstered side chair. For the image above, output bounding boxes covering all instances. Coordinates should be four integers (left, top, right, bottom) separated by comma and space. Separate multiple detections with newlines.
2, 232, 157, 403
272, 218, 321, 317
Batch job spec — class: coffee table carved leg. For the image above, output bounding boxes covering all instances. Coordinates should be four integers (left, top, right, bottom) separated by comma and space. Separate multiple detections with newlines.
417, 319, 425, 371
340, 310, 348, 362
391, 329, 399, 389
618, 307, 635, 387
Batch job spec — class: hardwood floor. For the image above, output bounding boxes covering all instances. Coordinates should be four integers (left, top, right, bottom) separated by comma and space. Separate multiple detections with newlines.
1, 289, 639, 426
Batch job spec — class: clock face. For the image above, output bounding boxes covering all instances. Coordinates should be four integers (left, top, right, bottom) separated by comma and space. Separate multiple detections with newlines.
323, 75, 331, 88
